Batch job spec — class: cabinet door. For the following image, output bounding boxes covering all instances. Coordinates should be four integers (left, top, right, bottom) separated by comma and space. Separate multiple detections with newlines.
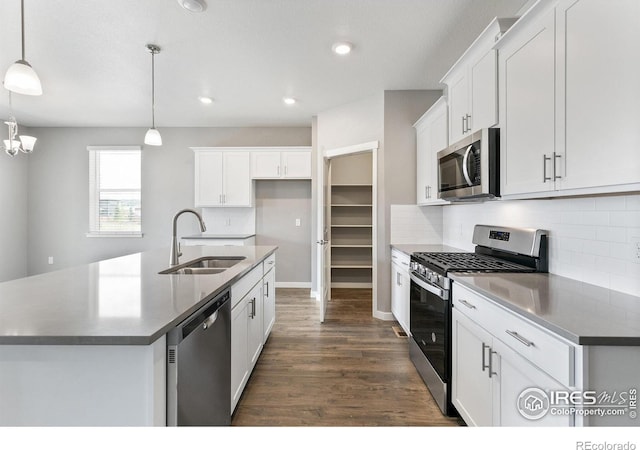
247, 282, 263, 370
223, 151, 252, 206
391, 263, 402, 325
448, 69, 469, 144
263, 267, 276, 341
415, 121, 431, 205
398, 269, 410, 334
251, 151, 281, 179
428, 102, 448, 203
282, 151, 312, 178
492, 339, 573, 426
194, 152, 224, 207
500, 8, 556, 196
557, 0, 640, 190
470, 49, 498, 132
231, 298, 249, 412
452, 309, 494, 426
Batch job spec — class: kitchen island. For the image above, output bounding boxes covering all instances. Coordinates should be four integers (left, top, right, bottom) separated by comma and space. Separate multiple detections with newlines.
0, 245, 276, 426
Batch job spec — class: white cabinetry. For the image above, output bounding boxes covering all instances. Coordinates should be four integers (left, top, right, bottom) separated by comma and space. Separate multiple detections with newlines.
262, 254, 276, 341
497, 0, 640, 197
441, 18, 517, 144
452, 283, 576, 426
251, 148, 312, 179
193, 149, 252, 207
230, 254, 277, 412
414, 97, 448, 205
390, 249, 410, 334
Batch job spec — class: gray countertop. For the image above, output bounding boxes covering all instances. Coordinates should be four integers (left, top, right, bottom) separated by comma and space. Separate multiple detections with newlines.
0, 245, 276, 346
182, 233, 256, 239
451, 273, 640, 346
391, 243, 466, 256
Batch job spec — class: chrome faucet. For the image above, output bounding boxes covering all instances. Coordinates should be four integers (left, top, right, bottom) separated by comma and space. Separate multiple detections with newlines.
170, 209, 207, 266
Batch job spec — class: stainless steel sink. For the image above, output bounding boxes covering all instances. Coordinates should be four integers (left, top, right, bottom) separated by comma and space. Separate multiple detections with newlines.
159, 256, 246, 275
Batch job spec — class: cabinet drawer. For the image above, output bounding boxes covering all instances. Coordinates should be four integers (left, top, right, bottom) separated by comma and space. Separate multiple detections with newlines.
453, 283, 574, 387
391, 248, 410, 271
231, 264, 263, 309
263, 253, 276, 274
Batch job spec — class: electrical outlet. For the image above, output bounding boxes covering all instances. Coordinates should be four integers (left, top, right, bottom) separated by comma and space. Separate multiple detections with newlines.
48, 256, 54, 265
295, 218, 301, 227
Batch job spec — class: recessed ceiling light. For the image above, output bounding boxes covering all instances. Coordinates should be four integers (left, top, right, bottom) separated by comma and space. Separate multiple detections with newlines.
283, 97, 296, 105
177, 0, 207, 13
199, 96, 213, 104
332, 42, 353, 55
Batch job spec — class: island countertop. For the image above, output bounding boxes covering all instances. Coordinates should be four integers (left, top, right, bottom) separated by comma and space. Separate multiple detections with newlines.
0, 245, 276, 346
451, 272, 640, 346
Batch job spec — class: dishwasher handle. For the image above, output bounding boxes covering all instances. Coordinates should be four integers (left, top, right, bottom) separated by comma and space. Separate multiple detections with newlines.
168, 289, 230, 345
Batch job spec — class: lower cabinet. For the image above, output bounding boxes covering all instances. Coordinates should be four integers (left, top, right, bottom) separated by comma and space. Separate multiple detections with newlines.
390, 249, 410, 334
452, 283, 576, 427
230, 255, 276, 413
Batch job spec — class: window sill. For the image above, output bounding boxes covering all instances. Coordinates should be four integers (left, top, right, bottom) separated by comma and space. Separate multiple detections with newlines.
85, 233, 144, 238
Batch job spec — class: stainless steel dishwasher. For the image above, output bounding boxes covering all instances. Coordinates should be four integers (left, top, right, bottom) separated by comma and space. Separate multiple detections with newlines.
167, 288, 231, 426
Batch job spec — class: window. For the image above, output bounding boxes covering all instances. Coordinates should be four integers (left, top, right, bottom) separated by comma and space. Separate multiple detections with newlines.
87, 146, 142, 237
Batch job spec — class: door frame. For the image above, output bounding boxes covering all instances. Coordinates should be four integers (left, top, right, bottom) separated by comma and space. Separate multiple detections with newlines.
317, 140, 379, 320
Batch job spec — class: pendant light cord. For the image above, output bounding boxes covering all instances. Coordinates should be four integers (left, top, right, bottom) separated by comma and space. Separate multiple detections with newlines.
20, 0, 25, 61
151, 49, 155, 128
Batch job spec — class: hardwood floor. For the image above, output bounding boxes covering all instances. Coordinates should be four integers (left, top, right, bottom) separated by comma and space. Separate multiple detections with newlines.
231, 288, 463, 426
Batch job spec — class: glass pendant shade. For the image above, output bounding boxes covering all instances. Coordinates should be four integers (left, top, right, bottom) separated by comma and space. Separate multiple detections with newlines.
144, 127, 162, 146
19, 135, 36, 152
4, 60, 42, 96
4, 140, 20, 156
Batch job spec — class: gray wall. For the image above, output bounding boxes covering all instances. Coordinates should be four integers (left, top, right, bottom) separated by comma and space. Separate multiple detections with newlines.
314, 91, 440, 315
331, 153, 373, 185
26, 126, 311, 276
0, 127, 29, 282
255, 180, 312, 283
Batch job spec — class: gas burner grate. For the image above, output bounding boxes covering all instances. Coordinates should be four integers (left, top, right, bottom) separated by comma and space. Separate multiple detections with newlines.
412, 252, 534, 273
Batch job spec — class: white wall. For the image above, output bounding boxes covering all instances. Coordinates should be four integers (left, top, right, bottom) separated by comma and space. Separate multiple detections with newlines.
315, 91, 441, 315
25, 126, 311, 277
0, 127, 29, 282
255, 180, 312, 285
442, 194, 640, 297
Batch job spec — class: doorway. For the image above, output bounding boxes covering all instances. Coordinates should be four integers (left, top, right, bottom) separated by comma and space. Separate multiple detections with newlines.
317, 141, 378, 323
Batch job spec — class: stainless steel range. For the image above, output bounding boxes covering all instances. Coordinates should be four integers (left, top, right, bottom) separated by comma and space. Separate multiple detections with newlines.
408, 225, 549, 416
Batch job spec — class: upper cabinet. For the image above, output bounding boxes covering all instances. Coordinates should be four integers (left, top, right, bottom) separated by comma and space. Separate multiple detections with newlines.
441, 18, 517, 144
193, 149, 253, 207
414, 97, 448, 205
497, 0, 640, 197
251, 147, 312, 179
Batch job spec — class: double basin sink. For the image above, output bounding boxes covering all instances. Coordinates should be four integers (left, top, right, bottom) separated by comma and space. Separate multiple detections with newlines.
159, 256, 246, 275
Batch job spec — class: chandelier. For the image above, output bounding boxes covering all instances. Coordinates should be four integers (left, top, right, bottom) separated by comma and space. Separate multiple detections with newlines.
3, 92, 36, 156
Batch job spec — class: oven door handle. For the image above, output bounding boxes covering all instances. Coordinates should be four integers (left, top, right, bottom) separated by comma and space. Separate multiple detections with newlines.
462, 144, 474, 187
410, 273, 446, 298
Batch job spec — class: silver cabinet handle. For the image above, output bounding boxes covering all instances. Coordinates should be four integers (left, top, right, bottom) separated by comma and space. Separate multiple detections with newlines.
481, 342, 490, 372
219, 194, 222, 204
553, 152, 562, 180
506, 330, 534, 347
462, 145, 474, 186
396, 272, 401, 286
249, 297, 256, 319
284, 165, 288, 175
425, 186, 428, 200
277, 165, 280, 176
543, 155, 552, 182
465, 114, 472, 133
401, 261, 409, 267
462, 116, 466, 135
458, 299, 476, 309
264, 281, 269, 297
488, 348, 497, 378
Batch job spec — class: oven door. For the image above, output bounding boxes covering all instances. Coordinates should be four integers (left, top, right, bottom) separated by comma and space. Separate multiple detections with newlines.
409, 273, 450, 382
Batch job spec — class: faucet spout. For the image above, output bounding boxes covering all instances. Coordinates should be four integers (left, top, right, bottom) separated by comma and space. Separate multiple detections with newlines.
169, 209, 207, 266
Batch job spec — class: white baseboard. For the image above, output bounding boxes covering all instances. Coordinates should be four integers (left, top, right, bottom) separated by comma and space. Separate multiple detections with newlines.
374, 311, 396, 321
330, 282, 373, 289
275, 282, 311, 289
310, 290, 319, 300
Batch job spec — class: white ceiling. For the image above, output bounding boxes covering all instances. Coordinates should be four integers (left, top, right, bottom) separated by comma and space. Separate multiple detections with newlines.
0, 0, 528, 128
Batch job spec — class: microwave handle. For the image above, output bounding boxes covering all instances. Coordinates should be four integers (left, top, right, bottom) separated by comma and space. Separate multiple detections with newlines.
462, 144, 474, 186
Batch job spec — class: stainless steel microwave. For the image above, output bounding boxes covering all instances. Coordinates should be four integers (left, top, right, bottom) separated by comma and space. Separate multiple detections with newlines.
437, 128, 499, 201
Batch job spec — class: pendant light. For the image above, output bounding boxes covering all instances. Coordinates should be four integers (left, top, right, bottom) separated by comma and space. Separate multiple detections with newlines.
3, 91, 37, 157
4, 0, 42, 96
144, 44, 162, 146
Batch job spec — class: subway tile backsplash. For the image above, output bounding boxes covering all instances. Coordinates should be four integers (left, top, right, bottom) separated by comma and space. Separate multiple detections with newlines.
390, 204, 443, 245
441, 194, 640, 297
